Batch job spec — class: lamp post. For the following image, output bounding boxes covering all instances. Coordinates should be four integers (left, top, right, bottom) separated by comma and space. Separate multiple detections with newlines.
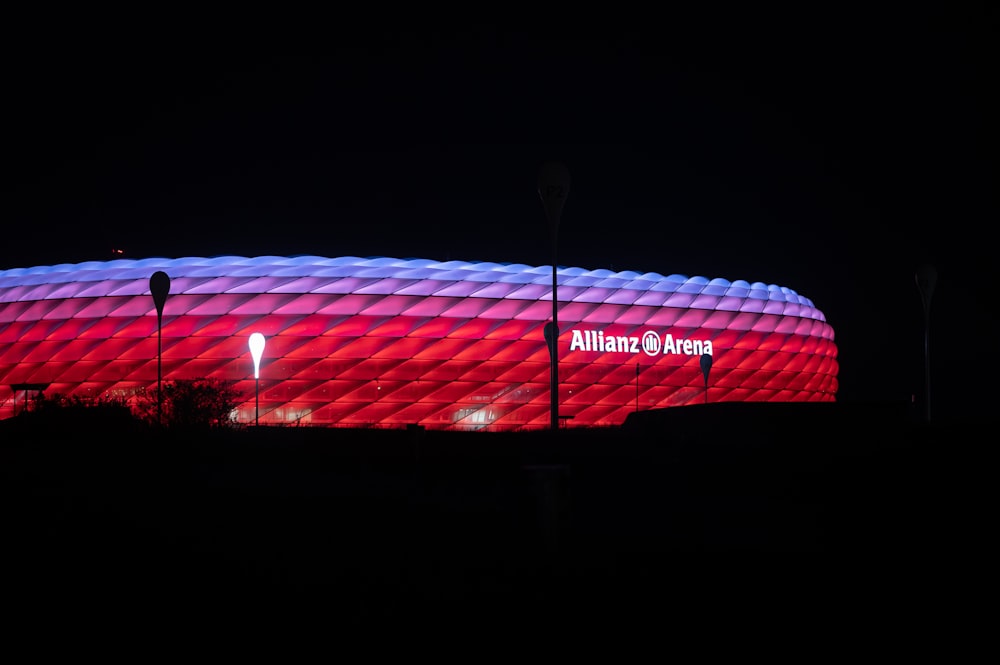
538, 162, 570, 431
700, 352, 713, 405
149, 271, 170, 427
249, 332, 266, 426
635, 363, 640, 413
915, 265, 936, 423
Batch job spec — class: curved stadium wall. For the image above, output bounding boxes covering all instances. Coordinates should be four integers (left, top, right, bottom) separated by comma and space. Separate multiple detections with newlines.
0, 256, 838, 430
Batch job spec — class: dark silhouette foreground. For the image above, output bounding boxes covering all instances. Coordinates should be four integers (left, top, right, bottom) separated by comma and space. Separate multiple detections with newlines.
0, 401, 984, 632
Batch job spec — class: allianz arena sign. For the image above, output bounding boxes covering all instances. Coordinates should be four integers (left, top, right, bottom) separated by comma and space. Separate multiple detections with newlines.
568, 329, 713, 357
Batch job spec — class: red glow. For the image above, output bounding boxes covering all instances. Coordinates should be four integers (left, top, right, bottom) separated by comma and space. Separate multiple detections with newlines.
0, 258, 838, 429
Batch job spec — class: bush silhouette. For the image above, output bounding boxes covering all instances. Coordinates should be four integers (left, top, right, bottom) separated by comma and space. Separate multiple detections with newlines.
132, 378, 242, 430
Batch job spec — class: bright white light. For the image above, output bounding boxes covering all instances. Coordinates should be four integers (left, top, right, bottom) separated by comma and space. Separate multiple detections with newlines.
249, 332, 266, 379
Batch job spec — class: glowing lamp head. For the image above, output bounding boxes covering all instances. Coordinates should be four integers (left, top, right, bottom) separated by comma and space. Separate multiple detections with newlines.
249, 332, 266, 379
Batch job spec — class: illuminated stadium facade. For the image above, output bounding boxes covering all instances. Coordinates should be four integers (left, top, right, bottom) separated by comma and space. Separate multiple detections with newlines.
0, 256, 838, 430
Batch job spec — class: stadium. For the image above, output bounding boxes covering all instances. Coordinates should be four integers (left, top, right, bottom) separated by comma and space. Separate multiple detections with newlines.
0, 255, 838, 430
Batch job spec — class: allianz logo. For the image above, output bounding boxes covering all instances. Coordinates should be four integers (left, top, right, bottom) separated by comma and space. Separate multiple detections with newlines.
568, 329, 714, 358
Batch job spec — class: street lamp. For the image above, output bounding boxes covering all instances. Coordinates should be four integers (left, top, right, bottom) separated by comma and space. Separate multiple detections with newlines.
249, 332, 266, 426
635, 363, 640, 413
149, 271, 170, 427
538, 162, 570, 431
700, 352, 713, 405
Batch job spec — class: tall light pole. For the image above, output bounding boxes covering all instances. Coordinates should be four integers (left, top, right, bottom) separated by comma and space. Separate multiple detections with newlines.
635, 363, 640, 413
700, 352, 713, 405
915, 265, 936, 423
149, 271, 170, 427
538, 162, 570, 431
249, 332, 266, 426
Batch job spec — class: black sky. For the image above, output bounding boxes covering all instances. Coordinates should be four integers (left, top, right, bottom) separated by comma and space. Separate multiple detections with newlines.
1, 10, 996, 420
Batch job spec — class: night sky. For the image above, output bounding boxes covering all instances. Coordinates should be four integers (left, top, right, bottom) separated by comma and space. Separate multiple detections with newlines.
2, 10, 995, 421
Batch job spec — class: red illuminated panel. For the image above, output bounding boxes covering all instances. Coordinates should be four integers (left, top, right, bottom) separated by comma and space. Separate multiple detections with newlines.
369, 336, 438, 360
368, 317, 431, 339
22, 340, 72, 363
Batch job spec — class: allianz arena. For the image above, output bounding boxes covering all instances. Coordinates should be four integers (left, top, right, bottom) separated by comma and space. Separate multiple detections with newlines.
0, 255, 838, 430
